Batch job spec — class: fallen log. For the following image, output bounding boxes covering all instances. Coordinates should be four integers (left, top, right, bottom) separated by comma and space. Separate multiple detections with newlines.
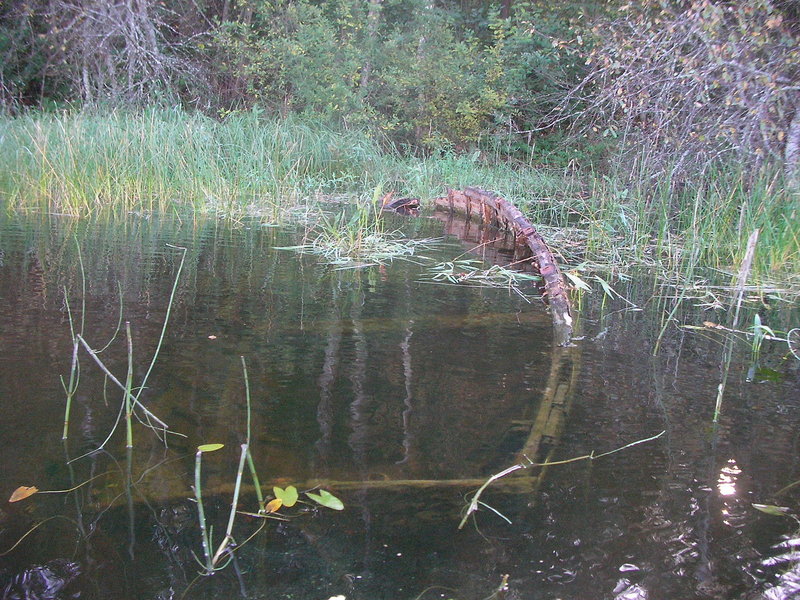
433, 187, 573, 345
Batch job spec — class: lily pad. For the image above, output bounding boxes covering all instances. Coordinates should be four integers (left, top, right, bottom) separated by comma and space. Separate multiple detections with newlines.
305, 489, 344, 511
274, 485, 299, 507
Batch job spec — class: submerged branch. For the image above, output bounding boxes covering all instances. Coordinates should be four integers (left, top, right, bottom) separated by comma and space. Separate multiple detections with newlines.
458, 430, 666, 530
75, 334, 170, 431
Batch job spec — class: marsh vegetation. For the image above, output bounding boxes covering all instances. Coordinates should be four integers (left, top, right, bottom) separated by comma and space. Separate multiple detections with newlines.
1, 0, 799, 598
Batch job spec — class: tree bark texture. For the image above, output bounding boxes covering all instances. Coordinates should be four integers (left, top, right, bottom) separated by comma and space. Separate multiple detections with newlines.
433, 187, 573, 345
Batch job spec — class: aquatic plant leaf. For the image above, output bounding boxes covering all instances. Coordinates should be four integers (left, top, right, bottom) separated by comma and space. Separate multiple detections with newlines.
9, 486, 38, 502
753, 503, 793, 517
264, 498, 283, 513
594, 275, 614, 298
306, 489, 344, 510
564, 271, 592, 292
197, 443, 224, 453
274, 485, 299, 507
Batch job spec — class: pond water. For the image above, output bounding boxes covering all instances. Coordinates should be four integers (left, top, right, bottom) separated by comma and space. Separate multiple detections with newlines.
0, 210, 798, 600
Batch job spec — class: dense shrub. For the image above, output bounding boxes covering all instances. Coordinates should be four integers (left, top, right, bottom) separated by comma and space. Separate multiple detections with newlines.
211, 0, 520, 147
555, 0, 800, 183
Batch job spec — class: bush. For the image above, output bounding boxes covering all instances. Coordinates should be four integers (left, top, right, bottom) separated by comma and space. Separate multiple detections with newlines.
556, 0, 800, 184
210, 0, 587, 150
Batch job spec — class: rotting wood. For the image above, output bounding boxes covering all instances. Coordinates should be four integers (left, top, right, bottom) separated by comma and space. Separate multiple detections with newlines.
514, 342, 579, 494
432, 187, 573, 345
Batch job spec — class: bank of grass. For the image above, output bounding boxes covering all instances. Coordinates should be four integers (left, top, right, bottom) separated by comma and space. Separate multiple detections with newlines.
0, 108, 386, 215
572, 168, 799, 294
0, 108, 797, 291
0, 107, 569, 217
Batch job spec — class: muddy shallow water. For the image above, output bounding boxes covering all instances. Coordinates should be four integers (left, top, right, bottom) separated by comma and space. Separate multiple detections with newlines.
0, 211, 798, 600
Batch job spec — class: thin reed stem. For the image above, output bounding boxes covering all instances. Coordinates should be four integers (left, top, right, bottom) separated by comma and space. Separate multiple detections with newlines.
133, 244, 186, 406
61, 337, 80, 440
212, 443, 249, 568
124, 321, 134, 448
713, 229, 760, 423
241, 356, 264, 506
194, 450, 213, 572
61, 239, 86, 440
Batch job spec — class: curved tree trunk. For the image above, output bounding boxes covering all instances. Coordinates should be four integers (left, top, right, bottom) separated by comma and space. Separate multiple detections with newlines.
433, 187, 574, 346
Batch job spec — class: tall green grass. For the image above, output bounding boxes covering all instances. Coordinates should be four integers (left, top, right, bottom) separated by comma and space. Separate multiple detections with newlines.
0, 107, 796, 289
538, 166, 799, 291
0, 108, 571, 218
0, 108, 390, 215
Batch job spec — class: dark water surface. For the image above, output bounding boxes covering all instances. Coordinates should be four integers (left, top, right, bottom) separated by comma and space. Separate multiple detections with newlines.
0, 211, 798, 600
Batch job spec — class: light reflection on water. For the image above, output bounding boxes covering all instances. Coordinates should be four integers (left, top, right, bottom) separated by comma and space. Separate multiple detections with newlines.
0, 211, 798, 600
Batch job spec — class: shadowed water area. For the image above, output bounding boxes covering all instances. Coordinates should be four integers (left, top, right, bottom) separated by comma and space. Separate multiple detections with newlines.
0, 211, 799, 600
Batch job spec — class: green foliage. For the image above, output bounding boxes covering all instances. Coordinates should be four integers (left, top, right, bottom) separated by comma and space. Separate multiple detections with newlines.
210, 0, 587, 149
305, 489, 345, 510
427, 259, 539, 291
278, 201, 440, 266
0, 108, 575, 216
485, 5, 589, 131
273, 485, 299, 508
3, 0, 798, 174
0, 108, 388, 213
368, 6, 503, 147
214, 0, 370, 122
0, 4, 49, 108
198, 443, 225, 453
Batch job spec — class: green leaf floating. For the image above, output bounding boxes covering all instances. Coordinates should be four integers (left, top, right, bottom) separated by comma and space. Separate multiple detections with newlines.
197, 443, 224, 453
306, 489, 344, 511
752, 503, 793, 517
274, 485, 299, 507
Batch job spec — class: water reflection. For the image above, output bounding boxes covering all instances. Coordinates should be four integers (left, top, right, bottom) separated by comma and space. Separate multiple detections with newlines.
718, 458, 741, 498
0, 211, 798, 600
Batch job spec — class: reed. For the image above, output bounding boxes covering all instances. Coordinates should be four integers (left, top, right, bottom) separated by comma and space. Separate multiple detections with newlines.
0, 109, 796, 290
281, 196, 441, 265
0, 109, 389, 215
124, 322, 134, 448
241, 356, 264, 508
0, 108, 572, 217
193, 444, 217, 572
565, 167, 798, 294
61, 239, 86, 440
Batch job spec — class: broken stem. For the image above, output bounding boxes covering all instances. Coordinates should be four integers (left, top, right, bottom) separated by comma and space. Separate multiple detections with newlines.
458, 430, 665, 529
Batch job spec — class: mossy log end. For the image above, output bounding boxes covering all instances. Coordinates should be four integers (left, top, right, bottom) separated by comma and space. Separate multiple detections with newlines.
433, 187, 573, 345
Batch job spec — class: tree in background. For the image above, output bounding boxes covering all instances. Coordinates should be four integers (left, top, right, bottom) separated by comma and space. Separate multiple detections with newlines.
1, 0, 208, 106
4, 0, 796, 184
1, 1, 50, 107
0, 0, 594, 148
46, 0, 205, 103
552, 0, 800, 185
209, 0, 587, 149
